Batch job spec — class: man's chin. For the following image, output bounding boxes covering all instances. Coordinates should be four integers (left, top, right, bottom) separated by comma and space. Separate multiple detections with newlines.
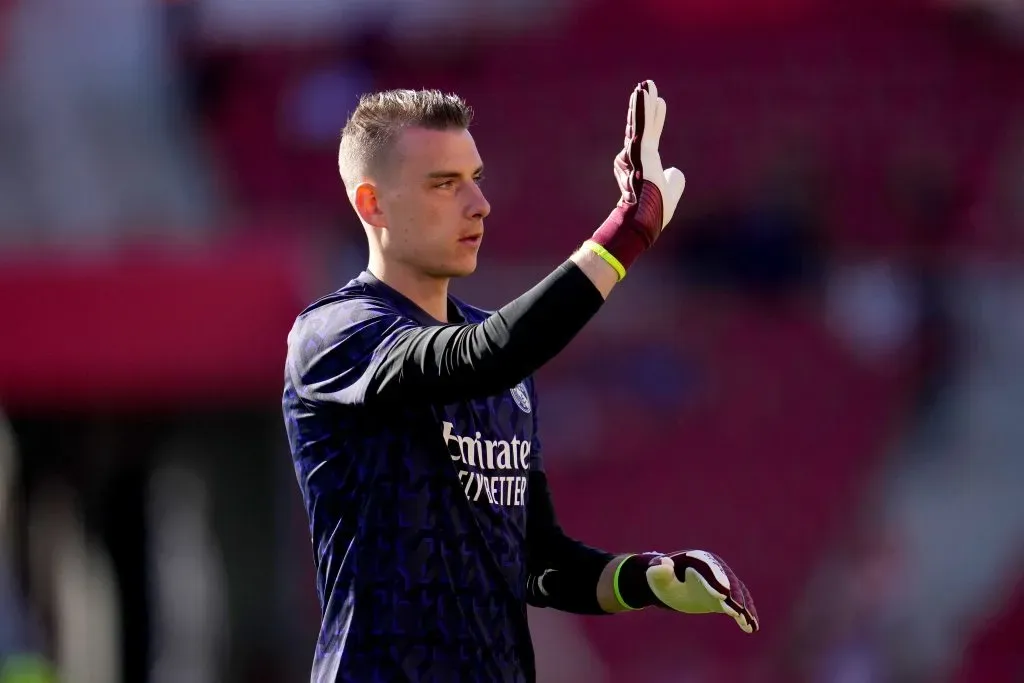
440, 259, 478, 279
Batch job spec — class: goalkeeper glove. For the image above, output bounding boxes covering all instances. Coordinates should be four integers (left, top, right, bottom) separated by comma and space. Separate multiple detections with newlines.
614, 550, 759, 634
586, 79, 687, 280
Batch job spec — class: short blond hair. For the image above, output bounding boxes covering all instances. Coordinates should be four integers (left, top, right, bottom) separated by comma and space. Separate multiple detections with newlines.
338, 89, 474, 190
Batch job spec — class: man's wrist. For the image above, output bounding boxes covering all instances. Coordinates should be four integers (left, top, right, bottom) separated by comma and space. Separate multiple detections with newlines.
581, 240, 627, 281
569, 245, 620, 299
613, 552, 665, 610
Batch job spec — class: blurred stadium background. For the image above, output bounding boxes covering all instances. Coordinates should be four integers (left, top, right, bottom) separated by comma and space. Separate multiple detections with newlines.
0, 0, 1022, 681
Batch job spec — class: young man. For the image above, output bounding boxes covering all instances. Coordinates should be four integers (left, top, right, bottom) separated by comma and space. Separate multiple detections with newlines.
283, 80, 758, 683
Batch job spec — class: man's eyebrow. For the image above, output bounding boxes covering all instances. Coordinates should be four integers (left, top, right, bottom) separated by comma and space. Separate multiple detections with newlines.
426, 165, 485, 179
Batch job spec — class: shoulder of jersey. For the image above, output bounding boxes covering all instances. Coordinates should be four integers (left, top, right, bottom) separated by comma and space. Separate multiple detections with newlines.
297, 280, 393, 318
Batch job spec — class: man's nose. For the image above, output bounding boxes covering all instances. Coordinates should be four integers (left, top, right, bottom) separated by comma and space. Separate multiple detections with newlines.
466, 183, 491, 220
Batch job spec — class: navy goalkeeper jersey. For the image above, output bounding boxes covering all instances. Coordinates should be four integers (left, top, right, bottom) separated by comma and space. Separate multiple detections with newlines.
283, 271, 544, 683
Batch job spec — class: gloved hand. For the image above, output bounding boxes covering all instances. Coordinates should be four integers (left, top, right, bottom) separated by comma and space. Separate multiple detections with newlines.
586, 79, 687, 280
614, 550, 759, 634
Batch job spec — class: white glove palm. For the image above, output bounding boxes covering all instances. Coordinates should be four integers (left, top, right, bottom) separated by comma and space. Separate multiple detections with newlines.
588, 79, 688, 279
647, 550, 760, 634
627, 80, 687, 229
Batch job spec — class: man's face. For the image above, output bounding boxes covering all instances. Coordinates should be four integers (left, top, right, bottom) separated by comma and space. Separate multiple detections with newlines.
374, 127, 490, 279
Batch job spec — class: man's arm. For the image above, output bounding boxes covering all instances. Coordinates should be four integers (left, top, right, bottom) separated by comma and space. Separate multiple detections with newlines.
290, 252, 618, 408
524, 470, 663, 615
571, 245, 620, 299
525, 471, 760, 633
364, 252, 615, 406
524, 470, 618, 615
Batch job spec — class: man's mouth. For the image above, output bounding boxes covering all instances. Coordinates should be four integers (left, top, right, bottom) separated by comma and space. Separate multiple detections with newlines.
459, 233, 483, 245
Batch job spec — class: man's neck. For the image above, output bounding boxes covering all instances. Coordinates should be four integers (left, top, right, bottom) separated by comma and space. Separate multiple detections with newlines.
367, 258, 450, 323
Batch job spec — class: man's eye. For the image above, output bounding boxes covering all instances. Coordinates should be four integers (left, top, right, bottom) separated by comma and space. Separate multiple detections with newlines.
436, 180, 455, 189
473, 175, 485, 185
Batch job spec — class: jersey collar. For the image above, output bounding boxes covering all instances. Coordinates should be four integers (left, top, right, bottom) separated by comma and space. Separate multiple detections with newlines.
356, 270, 466, 326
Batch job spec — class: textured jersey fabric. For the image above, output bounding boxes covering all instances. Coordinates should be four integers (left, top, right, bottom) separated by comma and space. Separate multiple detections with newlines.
283, 271, 543, 683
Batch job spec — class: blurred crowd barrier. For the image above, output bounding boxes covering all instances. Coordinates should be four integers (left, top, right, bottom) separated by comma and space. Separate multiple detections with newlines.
0, 0, 1022, 681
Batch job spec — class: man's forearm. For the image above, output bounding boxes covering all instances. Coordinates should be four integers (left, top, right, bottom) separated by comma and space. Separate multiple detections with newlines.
526, 471, 616, 615
366, 253, 619, 406
529, 549, 664, 615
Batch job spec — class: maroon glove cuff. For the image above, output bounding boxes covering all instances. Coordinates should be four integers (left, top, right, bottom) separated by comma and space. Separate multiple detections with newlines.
590, 180, 664, 277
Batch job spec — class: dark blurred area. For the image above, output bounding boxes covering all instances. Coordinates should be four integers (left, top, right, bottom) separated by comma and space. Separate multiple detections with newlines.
0, 0, 1022, 681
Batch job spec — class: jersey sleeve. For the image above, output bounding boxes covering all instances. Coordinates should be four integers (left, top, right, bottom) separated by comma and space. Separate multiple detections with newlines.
523, 379, 621, 614
286, 296, 419, 407
289, 260, 606, 407
525, 468, 616, 614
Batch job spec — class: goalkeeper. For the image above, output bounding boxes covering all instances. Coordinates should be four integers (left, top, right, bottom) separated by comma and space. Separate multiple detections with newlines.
283, 79, 758, 683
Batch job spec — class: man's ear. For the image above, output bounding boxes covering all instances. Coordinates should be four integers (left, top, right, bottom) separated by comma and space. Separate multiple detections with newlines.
353, 182, 386, 228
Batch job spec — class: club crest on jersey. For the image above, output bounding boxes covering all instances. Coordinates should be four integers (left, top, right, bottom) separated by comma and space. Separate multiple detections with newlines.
510, 382, 532, 414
